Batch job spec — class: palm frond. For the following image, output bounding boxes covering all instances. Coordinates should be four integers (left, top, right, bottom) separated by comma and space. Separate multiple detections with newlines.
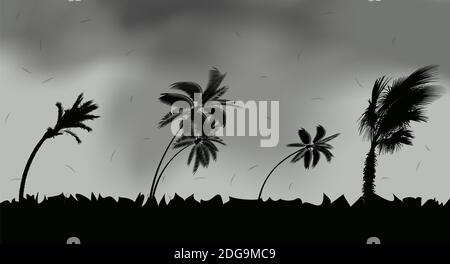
210, 86, 229, 101
377, 128, 414, 154
173, 136, 195, 149
71, 122, 92, 132
201, 145, 211, 167
51, 93, 99, 141
208, 136, 226, 146
318, 133, 340, 143
313, 125, 326, 143
287, 143, 305, 148
187, 146, 196, 165
158, 111, 183, 128
203, 141, 218, 161
312, 149, 321, 168
193, 149, 201, 173
56, 102, 63, 122
72, 93, 84, 109
291, 148, 307, 163
158, 93, 193, 107
378, 66, 439, 116
170, 82, 202, 100
358, 76, 390, 139
316, 146, 333, 162
303, 149, 312, 169
298, 128, 311, 144
203, 68, 226, 102
63, 130, 81, 144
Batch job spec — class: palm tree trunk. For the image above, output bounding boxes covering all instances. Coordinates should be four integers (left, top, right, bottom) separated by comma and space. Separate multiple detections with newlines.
151, 145, 190, 199
150, 128, 181, 199
257, 151, 299, 201
19, 132, 50, 202
362, 143, 377, 203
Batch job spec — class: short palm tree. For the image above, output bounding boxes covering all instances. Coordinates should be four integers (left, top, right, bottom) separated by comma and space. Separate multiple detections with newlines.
358, 65, 443, 203
257, 126, 339, 200
151, 134, 226, 198
151, 68, 232, 200
19, 93, 99, 201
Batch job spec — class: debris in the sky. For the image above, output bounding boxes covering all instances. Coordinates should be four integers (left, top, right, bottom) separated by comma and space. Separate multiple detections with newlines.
42, 77, 54, 83
248, 165, 258, 171
16, 12, 21, 21
4, 112, 11, 124
311, 97, 323, 101
21, 67, 32, 74
260, 75, 268, 78
416, 160, 422, 172
355, 78, 364, 88
425, 145, 431, 152
143, 137, 151, 141
288, 182, 293, 190
230, 174, 236, 185
80, 18, 91, 23
381, 177, 389, 180
110, 150, 116, 162
125, 49, 135, 56
392, 36, 396, 45
65, 164, 76, 173
194, 177, 207, 180
130, 96, 133, 103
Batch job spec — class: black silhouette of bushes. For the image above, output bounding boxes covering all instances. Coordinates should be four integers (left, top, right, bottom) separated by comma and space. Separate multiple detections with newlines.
2, 194, 450, 244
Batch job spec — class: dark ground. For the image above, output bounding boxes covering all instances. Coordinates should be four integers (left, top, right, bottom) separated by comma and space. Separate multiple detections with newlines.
1, 193, 450, 244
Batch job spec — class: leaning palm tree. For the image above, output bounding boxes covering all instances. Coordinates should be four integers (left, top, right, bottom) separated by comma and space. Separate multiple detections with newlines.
19, 93, 99, 202
151, 68, 232, 200
358, 65, 443, 203
151, 133, 226, 198
257, 126, 339, 200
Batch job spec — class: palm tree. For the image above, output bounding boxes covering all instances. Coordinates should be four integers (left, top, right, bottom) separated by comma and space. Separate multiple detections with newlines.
358, 65, 443, 203
19, 93, 99, 202
257, 126, 339, 200
151, 68, 232, 200
151, 134, 225, 198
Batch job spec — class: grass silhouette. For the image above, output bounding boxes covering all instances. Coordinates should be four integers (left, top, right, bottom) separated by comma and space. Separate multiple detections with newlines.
2, 193, 450, 244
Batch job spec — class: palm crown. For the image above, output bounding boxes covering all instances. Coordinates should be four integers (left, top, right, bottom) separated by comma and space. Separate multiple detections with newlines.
158, 67, 231, 128
287, 126, 340, 169
173, 134, 225, 173
48, 93, 99, 143
359, 65, 443, 154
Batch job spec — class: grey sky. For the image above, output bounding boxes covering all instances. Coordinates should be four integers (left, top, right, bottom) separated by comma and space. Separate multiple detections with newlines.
1, 0, 449, 204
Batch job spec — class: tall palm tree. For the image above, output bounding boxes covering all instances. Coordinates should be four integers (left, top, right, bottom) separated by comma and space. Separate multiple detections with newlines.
19, 93, 99, 201
151, 68, 232, 200
358, 65, 443, 203
151, 134, 225, 198
257, 126, 339, 200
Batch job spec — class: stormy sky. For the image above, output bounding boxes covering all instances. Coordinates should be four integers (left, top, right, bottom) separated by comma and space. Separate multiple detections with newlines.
1, 0, 449, 204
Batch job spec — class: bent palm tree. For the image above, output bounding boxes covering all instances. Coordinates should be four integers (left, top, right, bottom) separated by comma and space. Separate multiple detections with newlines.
151, 134, 225, 198
258, 126, 339, 200
151, 68, 232, 200
19, 93, 99, 201
358, 65, 443, 203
